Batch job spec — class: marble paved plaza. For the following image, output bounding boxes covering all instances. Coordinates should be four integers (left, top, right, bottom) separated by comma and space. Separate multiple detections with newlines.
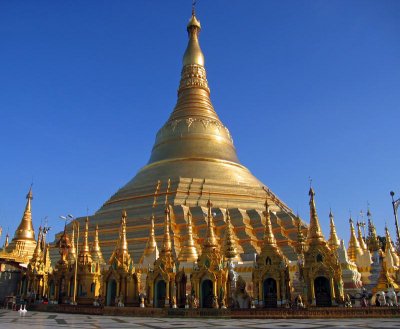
0, 310, 400, 329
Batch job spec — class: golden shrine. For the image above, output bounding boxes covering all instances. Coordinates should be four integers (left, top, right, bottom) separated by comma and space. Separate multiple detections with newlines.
1, 7, 400, 311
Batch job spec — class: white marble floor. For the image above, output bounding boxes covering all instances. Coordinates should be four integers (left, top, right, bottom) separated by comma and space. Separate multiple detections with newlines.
0, 309, 400, 328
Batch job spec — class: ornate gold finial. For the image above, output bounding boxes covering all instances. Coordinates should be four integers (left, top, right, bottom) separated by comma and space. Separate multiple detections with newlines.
262, 199, 277, 246
366, 215, 381, 252
385, 226, 399, 266
67, 226, 77, 264
295, 215, 306, 255
78, 216, 92, 265
10, 185, 36, 244
4, 233, 9, 248
308, 186, 324, 243
91, 225, 105, 265
178, 210, 199, 262
32, 226, 43, 259
328, 209, 340, 251
357, 220, 368, 251
143, 215, 158, 258
108, 211, 132, 267
120, 210, 128, 251
153, 180, 161, 208
348, 217, 362, 262
183, 3, 203, 66
203, 198, 218, 248
161, 205, 172, 254
165, 179, 171, 206
222, 208, 240, 260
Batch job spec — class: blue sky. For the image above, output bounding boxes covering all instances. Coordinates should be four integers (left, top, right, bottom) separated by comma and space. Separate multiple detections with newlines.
0, 1, 399, 246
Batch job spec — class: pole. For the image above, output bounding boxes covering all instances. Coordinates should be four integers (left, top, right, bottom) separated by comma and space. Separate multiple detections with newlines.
390, 191, 400, 241
73, 220, 79, 305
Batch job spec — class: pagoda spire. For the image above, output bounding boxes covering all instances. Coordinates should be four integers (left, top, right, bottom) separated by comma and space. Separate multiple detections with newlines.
307, 187, 324, 243
263, 200, 277, 246
222, 208, 240, 261
4, 233, 9, 248
78, 216, 92, 265
357, 220, 368, 251
16, 186, 35, 239
295, 215, 306, 255
203, 199, 218, 249
32, 226, 43, 260
67, 226, 77, 264
328, 210, 340, 251
91, 225, 105, 265
348, 217, 362, 263
161, 205, 172, 254
108, 211, 132, 267
385, 226, 400, 267
142, 215, 158, 258
366, 211, 380, 252
178, 210, 199, 262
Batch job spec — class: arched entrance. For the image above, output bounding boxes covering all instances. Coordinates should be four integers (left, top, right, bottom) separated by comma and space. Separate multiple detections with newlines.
314, 276, 331, 307
154, 280, 166, 308
106, 279, 117, 306
200, 279, 213, 308
263, 278, 277, 308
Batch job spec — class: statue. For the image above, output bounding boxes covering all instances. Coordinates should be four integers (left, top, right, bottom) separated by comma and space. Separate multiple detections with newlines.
211, 295, 219, 309
295, 295, 304, 308
172, 296, 177, 309
345, 294, 352, 308
231, 275, 251, 308
140, 296, 145, 308
185, 295, 190, 309
386, 287, 397, 306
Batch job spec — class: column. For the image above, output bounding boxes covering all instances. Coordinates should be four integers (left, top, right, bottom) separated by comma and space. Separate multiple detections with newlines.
310, 279, 316, 306
330, 277, 336, 305
276, 279, 281, 307
165, 280, 170, 306
258, 281, 263, 307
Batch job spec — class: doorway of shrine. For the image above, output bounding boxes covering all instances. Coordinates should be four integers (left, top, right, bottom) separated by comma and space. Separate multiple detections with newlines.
314, 276, 332, 307
155, 280, 166, 308
263, 278, 277, 308
106, 279, 117, 306
200, 279, 213, 308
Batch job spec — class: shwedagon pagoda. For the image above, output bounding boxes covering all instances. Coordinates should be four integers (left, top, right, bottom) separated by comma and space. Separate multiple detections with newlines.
1, 8, 400, 311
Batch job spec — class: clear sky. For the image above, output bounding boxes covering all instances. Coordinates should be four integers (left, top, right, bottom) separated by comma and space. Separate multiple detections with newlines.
0, 1, 399, 246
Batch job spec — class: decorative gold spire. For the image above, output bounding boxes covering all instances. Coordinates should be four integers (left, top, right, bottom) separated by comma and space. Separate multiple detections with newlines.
222, 208, 240, 260
328, 210, 340, 251
178, 210, 199, 262
348, 217, 362, 263
143, 215, 158, 258
385, 226, 399, 266
357, 221, 368, 251
183, 5, 203, 66
33, 226, 42, 256
295, 216, 306, 255
262, 200, 277, 246
78, 216, 92, 265
366, 216, 381, 252
307, 187, 324, 243
67, 227, 77, 263
161, 205, 172, 254
91, 225, 105, 265
56, 223, 71, 263
120, 210, 129, 251
4, 233, 9, 248
203, 199, 218, 249
14, 186, 36, 241
108, 211, 132, 267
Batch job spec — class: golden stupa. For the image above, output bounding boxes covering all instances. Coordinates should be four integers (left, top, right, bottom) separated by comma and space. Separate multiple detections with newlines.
55, 9, 303, 264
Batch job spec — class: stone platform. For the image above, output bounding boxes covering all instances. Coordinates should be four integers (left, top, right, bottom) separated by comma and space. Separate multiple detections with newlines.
27, 304, 400, 319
